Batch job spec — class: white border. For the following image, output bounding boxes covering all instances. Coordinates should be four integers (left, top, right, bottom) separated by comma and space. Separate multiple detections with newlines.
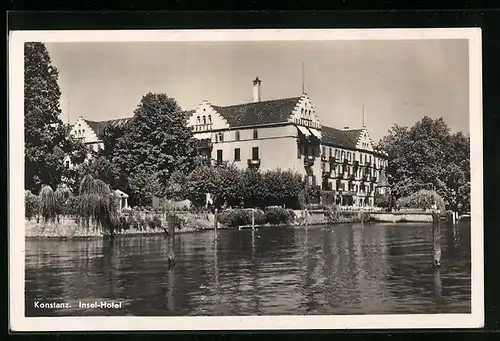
8, 28, 484, 331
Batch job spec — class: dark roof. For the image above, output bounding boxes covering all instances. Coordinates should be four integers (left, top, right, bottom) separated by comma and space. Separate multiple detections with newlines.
84, 118, 131, 138
84, 110, 193, 138
377, 169, 390, 187
212, 97, 301, 127
320, 125, 358, 149
343, 129, 363, 145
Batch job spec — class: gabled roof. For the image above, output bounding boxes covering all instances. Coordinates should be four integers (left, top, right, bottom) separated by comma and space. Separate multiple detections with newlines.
320, 125, 357, 149
84, 111, 194, 138
377, 169, 390, 187
343, 129, 364, 145
84, 118, 131, 138
211, 97, 301, 127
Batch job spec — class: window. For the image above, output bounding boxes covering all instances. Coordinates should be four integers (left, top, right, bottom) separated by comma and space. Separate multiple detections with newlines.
217, 132, 224, 143
208, 115, 212, 124
297, 145, 301, 159
348, 152, 351, 161
253, 129, 258, 139
234, 148, 241, 161
217, 150, 223, 163
203, 116, 206, 124
252, 147, 259, 160
65, 161, 70, 169
341, 151, 345, 159
235, 131, 240, 141
82, 129, 85, 134
329, 148, 332, 158
197, 116, 200, 124
322, 146, 326, 156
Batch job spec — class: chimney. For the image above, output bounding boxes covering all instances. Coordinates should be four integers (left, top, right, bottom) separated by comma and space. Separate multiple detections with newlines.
252, 77, 262, 102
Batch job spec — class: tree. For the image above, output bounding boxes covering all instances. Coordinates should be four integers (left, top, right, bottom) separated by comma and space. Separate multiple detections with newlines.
377, 116, 470, 213
112, 93, 199, 204
24, 42, 73, 193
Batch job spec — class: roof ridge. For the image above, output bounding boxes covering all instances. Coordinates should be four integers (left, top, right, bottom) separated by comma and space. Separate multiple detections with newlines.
212, 96, 302, 109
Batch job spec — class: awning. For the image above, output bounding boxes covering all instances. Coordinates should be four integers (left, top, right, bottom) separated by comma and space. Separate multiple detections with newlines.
194, 132, 211, 140
309, 128, 322, 139
297, 126, 311, 137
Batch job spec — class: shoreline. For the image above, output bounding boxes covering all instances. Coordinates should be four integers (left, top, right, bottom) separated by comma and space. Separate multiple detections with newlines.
24, 209, 455, 239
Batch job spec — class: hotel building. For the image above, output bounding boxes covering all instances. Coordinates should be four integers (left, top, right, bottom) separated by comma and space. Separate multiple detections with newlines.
68, 77, 390, 207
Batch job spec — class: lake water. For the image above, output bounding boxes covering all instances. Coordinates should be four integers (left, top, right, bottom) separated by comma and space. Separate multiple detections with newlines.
25, 222, 471, 316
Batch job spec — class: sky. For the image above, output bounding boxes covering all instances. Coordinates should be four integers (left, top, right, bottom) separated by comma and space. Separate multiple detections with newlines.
46, 39, 470, 142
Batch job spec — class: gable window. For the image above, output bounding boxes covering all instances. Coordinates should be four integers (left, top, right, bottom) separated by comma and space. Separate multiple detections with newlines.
253, 129, 258, 139
208, 115, 212, 124
234, 148, 241, 161
252, 147, 259, 160
235, 131, 240, 141
203, 116, 206, 124
217, 150, 223, 164
197, 116, 200, 124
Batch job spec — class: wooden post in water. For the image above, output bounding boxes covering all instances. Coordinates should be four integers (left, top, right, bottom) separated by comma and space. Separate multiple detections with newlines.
432, 212, 441, 269
214, 208, 218, 240
167, 212, 176, 269
251, 208, 255, 230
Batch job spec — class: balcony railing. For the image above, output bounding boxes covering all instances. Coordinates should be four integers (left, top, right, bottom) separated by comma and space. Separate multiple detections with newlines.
247, 159, 261, 168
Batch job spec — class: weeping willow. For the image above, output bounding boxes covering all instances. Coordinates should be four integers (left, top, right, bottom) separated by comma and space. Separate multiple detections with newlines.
54, 186, 73, 222
39, 185, 57, 222
78, 174, 119, 232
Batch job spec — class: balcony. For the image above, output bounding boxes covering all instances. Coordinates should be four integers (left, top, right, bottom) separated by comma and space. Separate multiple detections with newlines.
247, 159, 261, 168
196, 139, 213, 150
304, 156, 315, 167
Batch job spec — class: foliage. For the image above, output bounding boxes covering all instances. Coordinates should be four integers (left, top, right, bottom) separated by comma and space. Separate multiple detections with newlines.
111, 93, 199, 205
374, 192, 392, 208
24, 42, 75, 193
396, 189, 446, 212
377, 117, 470, 213
217, 207, 294, 228
164, 170, 188, 201
264, 207, 295, 225
77, 174, 119, 231
38, 185, 57, 222
76, 156, 123, 194
25, 190, 39, 220
54, 186, 73, 220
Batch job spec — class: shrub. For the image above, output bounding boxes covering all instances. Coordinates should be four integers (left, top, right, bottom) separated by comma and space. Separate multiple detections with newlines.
217, 209, 252, 228
217, 207, 294, 227
152, 215, 163, 229
264, 207, 295, 225
113, 216, 129, 231
374, 193, 392, 208
396, 189, 445, 212
25, 190, 38, 221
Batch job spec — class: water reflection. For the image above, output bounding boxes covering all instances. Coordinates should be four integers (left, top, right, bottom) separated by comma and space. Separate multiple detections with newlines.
25, 223, 471, 316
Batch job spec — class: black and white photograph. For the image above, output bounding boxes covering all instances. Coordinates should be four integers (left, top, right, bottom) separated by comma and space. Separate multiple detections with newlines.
9, 28, 483, 331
